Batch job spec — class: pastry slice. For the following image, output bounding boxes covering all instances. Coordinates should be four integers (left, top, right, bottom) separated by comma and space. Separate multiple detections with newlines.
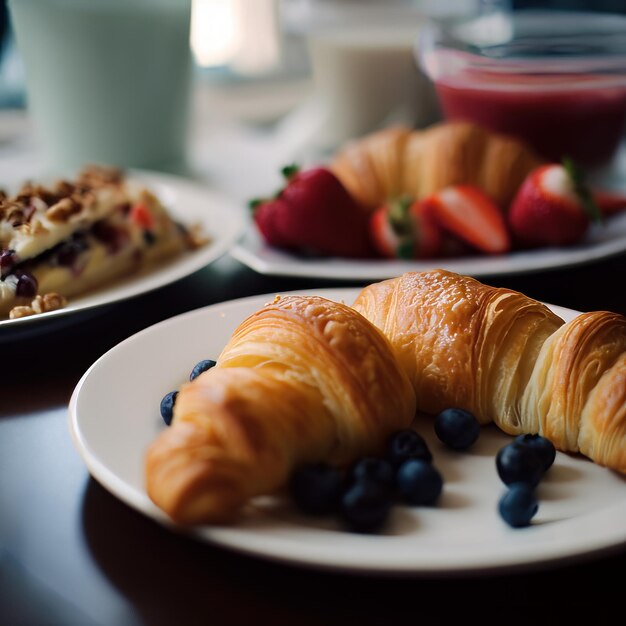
0, 166, 204, 319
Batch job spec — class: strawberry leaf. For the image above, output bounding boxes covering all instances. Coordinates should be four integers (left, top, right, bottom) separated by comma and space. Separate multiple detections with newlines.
250, 164, 302, 214
281, 164, 300, 180
386, 196, 416, 259
387, 196, 413, 236
396, 239, 415, 259
563, 158, 603, 224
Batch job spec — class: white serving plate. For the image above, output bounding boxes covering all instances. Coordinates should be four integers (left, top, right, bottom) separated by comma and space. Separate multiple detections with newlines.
69, 288, 626, 575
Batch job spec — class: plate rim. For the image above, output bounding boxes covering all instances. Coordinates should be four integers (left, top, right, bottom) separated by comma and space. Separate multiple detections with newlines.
68, 287, 626, 575
230, 218, 626, 280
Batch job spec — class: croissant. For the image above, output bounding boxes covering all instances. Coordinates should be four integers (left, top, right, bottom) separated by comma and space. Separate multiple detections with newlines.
145, 295, 416, 524
330, 122, 544, 211
352, 270, 626, 473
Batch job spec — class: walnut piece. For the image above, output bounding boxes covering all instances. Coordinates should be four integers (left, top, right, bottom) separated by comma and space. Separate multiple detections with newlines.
77, 165, 124, 188
1, 165, 127, 232
32, 293, 67, 313
8, 305, 34, 319
2, 202, 27, 225
186, 222, 211, 249
9, 292, 68, 319
45, 197, 83, 223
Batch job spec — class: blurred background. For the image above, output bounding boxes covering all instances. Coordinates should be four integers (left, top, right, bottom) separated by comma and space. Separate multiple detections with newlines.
2, 0, 624, 116
1, 0, 625, 194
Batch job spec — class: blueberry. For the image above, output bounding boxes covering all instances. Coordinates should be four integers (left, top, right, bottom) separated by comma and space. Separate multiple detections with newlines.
189, 359, 217, 381
290, 463, 343, 515
55, 243, 80, 267
498, 483, 538, 528
0, 249, 17, 275
349, 457, 395, 489
340, 480, 393, 533
15, 271, 38, 298
160, 390, 178, 426
396, 459, 443, 506
386, 429, 432, 467
513, 434, 556, 472
143, 230, 157, 246
93, 221, 126, 252
434, 408, 481, 450
496, 441, 545, 487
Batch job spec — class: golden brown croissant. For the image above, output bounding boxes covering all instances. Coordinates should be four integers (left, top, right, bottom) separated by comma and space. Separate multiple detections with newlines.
353, 270, 626, 474
145, 295, 416, 524
330, 122, 544, 211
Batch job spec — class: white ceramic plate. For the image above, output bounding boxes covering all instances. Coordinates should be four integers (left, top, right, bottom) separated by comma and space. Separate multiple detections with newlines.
69, 288, 626, 575
0, 170, 245, 334
230, 213, 626, 280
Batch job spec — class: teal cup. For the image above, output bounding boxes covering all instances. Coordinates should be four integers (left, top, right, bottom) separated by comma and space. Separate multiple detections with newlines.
8, 0, 193, 173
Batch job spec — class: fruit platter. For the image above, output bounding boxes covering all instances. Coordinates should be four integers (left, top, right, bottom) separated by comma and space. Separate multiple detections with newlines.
232, 122, 626, 279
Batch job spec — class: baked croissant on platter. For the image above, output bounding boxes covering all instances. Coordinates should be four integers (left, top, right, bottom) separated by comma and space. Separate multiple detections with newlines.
330, 122, 544, 211
353, 270, 626, 474
146, 271, 625, 526
145, 295, 416, 524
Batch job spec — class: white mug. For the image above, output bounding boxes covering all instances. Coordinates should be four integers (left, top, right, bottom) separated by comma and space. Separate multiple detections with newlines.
306, 23, 439, 151
281, 0, 441, 153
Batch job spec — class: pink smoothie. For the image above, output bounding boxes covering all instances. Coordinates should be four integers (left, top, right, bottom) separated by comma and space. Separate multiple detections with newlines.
436, 78, 626, 166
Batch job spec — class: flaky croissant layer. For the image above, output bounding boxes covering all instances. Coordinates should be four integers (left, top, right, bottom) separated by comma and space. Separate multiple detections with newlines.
353, 270, 626, 474
146, 272, 625, 527
145, 295, 416, 524
330, 122, 544, 211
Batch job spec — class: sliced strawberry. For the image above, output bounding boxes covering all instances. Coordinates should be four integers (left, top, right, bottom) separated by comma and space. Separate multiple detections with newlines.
130, 202, 154, 230
410, 200, 443, 258
594, 190, 626, 217
438, 232, 474, 258
427, 185, 510, 254
370, 206, 401, 258
370, 197, 442, 259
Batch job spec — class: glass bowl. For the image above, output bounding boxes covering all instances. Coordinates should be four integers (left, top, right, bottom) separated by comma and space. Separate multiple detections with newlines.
417, 9, 626, 167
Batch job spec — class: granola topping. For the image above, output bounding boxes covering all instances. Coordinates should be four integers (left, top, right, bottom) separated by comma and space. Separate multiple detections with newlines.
0, 166, 122, 225
0, 166, 131, 262
45, 197, 83, 223
8, 292, 68, 319
185, 222, 212, 249
1, 164, 204, 320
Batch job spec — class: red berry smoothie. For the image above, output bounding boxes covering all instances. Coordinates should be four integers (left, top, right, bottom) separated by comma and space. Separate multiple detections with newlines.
435, 74, 626, 166
419, 10, 626, 169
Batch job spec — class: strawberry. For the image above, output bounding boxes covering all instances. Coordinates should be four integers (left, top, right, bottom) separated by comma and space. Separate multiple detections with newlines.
594, 189, 626, 217
251, 165, 373, 258
251, 197, 293, 249
129, 202, 154, 230
370, 196, 442, 259
509, 160, 602, 248
425, 185, 511, 254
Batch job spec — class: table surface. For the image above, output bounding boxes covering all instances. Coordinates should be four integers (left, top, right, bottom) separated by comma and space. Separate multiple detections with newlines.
1, 83, 626, 625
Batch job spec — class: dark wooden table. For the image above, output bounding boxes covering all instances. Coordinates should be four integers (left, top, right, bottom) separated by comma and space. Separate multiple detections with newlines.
1, 253, 625, 625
